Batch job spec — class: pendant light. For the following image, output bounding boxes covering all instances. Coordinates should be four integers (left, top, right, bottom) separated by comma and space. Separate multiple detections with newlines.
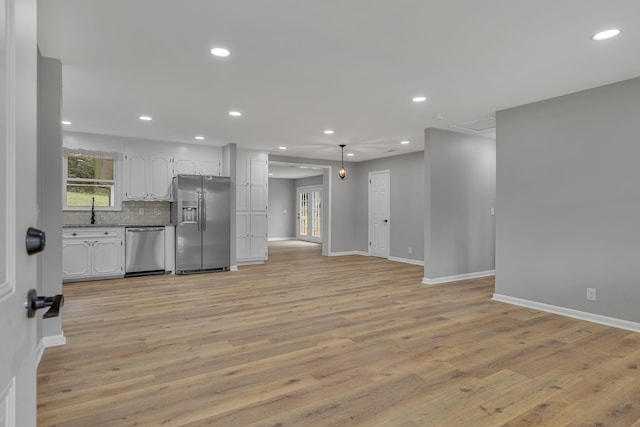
338, 144, 347, 180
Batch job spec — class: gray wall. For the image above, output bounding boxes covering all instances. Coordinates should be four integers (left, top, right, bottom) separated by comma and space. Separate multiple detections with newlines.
496, 76, 640, 323
355, 151, 425, 262
424, 128, 496, 280
38, 54, 63, 341
268, 178, 296, 239
294, 175, 323, 188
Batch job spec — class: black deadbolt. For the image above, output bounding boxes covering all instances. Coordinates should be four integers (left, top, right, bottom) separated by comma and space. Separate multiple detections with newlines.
25, 227, 46, 255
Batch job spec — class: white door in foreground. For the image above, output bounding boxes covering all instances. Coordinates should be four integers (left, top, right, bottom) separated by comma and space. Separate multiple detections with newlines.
0, 0, 40, 425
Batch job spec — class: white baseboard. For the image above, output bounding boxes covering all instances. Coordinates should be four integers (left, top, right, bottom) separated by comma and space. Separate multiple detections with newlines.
329, 252, 423, 266
230, 265, 238, 271
422, 270, 495, 285
268, 237, 296, 242
389, 256, 424, 266
329, 251, 369, 257
237, 260, 265, 266
37, 333, 67, 366
43, 333, 66, 348
36, 341, 45, 366
492, 294, 640, 333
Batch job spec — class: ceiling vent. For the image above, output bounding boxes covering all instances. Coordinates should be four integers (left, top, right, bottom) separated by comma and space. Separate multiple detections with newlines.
453, 117, 496, 133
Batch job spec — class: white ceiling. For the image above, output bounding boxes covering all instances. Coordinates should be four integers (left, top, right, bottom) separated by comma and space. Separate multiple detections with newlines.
38, 1, 640, 162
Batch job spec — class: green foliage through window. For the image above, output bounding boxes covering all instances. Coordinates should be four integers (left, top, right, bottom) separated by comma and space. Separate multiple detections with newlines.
65, 152, 116, 208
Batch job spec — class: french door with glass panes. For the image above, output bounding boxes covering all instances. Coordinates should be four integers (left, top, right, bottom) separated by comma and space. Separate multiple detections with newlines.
297, 186, 322, 243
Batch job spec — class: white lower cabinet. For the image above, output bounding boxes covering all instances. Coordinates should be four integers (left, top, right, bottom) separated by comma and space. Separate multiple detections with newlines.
63, 228, 125, 281
236, 212, 267, 263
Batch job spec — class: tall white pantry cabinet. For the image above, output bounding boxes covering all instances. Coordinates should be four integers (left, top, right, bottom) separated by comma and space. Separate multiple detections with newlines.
236, 150, 268, 263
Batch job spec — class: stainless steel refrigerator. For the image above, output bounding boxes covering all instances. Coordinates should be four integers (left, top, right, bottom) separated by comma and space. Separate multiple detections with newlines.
171, 175, 231, 274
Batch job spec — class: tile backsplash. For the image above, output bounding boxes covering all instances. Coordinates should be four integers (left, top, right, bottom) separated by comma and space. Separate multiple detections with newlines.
64, 201, 171, 225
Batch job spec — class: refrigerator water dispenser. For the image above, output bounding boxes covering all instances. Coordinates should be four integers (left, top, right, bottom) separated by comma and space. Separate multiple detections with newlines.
182, 207, 197, 223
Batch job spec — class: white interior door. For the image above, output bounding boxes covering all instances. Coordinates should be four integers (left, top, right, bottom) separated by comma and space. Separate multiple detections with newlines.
297, 186, 322, 243
0, 0, 40, 425
369, 170, 390, 258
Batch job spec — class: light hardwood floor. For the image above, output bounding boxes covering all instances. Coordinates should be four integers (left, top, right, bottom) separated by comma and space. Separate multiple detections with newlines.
38, 241, 640, 426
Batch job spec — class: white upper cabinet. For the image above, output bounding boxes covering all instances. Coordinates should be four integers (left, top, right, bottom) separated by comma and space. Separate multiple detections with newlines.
250, 158, 268, 211
123, 152, 172, 201
173, 149, 222, 177
123, 144, 223, 201
236, 154, 250, 211
173, 157, 197, 175
236, 150, 268, 212
198, 159, 221, 176
124, 153, 147, 200
149, 156, 172, 199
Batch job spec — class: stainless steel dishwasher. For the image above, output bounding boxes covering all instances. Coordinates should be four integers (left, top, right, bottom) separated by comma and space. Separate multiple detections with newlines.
125, 227, 165, 276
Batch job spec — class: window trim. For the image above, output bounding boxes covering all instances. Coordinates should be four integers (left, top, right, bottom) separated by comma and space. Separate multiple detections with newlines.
63, 148, 123, 211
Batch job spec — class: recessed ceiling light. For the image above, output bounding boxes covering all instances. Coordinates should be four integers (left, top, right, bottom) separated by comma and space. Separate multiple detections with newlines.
346, 153, 354, 157
433, 114, 446, 120
268, 173, 274, 176
139, 115, 152, 121
195, 136, 205, 140
299, 166, 309, 169
324, 130, 334, 135
61, 120, 71, 125
412, 96, 427, 103
210, 47, 231, 57
400, 140, 410, 145
229, 111, 242, 117
592, 29, 621, 41
278, 146, 287, 150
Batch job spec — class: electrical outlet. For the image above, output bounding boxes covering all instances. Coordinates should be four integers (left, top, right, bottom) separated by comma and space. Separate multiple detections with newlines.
586, 288, 597, 301
408, 247, 412, 254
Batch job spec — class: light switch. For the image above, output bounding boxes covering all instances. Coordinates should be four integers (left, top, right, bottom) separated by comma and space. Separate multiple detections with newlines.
138, 208, 144, 215
283, 209, 287, 214
490, 207, 495, 216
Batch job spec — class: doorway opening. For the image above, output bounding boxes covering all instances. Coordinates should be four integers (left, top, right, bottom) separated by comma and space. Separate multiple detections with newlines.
267, 160, 331, 255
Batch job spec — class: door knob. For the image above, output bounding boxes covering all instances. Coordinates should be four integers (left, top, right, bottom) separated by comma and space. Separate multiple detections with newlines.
383, 219, 388, 223
25, 227, 46, 255
25, 289, 64, 319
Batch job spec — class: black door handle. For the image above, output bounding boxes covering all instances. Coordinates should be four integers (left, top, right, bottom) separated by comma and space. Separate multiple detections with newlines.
383, 219, 388, 223
25, 289, 64, 318
25, 227, 46, 255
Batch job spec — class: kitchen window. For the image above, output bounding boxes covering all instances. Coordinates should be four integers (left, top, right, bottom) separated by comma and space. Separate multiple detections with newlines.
64, 150, 121, 210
